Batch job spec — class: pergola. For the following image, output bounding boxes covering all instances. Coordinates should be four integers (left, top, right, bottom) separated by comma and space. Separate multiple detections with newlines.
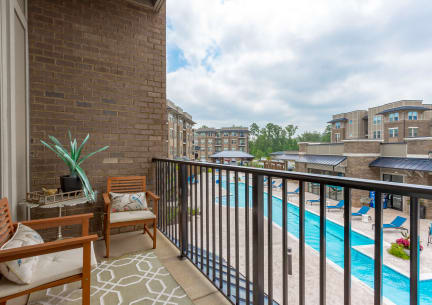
209, 151, 254, 165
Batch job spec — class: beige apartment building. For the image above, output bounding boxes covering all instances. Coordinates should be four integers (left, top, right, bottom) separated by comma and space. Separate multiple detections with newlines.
167, 99, 195, 160
274, 99, 432, 218
329, 100, 432, 142
195, 127, 249, 160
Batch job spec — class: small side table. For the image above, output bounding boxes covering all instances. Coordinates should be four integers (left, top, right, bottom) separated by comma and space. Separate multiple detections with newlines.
21, 197, 88, 239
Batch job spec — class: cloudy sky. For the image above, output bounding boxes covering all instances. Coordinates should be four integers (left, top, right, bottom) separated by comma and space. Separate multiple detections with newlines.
166, 0, 432, 133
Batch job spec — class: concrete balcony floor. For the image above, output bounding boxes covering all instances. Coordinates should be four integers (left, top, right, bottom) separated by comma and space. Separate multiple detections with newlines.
7, 231, 230, 305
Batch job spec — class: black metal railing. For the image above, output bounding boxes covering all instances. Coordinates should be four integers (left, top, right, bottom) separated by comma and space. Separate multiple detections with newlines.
153, 158, 432, 305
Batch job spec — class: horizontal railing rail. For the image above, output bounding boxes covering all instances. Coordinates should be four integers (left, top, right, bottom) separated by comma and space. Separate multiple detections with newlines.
153, 157, 430, 305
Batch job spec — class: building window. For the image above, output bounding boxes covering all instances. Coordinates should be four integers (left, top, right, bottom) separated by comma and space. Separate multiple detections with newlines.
224, 139, 228, 144
232, 139, 237, 144
208, 139, 212, 144
389, 128, 398, 138
223, 132, 229, 137
216, 132, 220, 138
389, 112, 399, 122
373, 115, 382, 124
373, 131, 381, 139
224, 147, 229, 151
408, 127, 418, 137
239, 132, 245, 137
335, 122, 341, 129
231, 132, 237, 136
335, 133, 340, 142
408, 111, 418, 120
200, 139, 205, 144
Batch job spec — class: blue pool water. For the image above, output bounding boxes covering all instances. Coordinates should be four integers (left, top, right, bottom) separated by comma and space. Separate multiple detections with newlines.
218, 181, 432, 305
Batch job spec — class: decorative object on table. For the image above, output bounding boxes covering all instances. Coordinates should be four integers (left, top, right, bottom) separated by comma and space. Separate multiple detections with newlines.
26, 190, 84, 206
40, 131, 109, 202
42, 187, 58, 196
103, 176, 159, 258
28, 250, 193, 305
388, 231, 424, 260
0, 198, 97, 305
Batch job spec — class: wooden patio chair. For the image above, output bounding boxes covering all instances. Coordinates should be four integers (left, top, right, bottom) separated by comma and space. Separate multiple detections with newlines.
0, 197, 97, 305
103, 176, 159, 258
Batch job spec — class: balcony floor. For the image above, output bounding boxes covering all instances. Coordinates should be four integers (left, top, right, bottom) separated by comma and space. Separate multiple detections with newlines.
7, 231, 230, 305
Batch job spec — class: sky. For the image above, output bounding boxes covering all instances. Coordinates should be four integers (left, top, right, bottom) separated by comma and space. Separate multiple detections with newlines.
166, 0, 432, 133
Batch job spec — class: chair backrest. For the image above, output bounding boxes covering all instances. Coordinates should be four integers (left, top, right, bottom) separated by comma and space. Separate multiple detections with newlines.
391, 216, 406, 227
337, 200, 344, 207
107, 176, 146, 194
0, 198, 14, 247
358, 206, 370, 214
429, 224, 432, 235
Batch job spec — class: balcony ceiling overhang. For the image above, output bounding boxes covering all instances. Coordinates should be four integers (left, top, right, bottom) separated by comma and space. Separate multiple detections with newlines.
126, 0, 165, 12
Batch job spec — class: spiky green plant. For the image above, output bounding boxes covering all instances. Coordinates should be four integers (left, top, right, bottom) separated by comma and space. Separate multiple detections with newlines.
41, 131, 109, 202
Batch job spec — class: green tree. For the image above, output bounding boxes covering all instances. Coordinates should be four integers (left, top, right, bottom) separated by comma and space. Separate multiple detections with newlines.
249, 123, 299, 157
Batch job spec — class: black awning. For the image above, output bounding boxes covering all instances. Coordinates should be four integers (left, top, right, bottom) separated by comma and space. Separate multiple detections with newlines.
275, 154, 346, 166
369, 157, 432, 172
377, 106, 431, 115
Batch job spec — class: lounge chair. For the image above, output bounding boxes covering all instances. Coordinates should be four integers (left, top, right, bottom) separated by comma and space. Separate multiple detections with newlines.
287, 187, 299, 196
428, 223, 432, 247
327, 200, 344, 211
352, 206, 372, 220
275, 182, 283, 189
372, 216, 407, 232
306, 199, 321, 205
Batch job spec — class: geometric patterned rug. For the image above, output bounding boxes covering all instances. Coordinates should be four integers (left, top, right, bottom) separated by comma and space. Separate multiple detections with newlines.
27, 250, 194, 305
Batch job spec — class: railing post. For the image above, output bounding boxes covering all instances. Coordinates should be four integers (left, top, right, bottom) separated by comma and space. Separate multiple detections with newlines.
374, 192, 383, 305
410, 196, 419, 305
178, 163, 188, 259
252, 173, 264, 305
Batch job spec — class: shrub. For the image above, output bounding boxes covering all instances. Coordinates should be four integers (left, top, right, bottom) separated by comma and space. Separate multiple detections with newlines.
388, 243, 409, 260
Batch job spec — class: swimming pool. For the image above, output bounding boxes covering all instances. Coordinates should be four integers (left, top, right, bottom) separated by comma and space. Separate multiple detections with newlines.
218, 181, 432, 305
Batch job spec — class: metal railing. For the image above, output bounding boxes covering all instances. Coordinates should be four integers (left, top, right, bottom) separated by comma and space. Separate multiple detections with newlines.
153, 158, 432, 305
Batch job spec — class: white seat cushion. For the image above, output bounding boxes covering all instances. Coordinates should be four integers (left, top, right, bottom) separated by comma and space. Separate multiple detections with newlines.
110, 210, 156, 223
0, 242, 97, 298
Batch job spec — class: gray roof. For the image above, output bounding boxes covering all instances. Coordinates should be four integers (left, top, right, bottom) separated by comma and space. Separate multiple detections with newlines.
209, 151, 254, 159
327, 118, 348, 123
274, 154, 346, 166
377, 106, 431, 115
369, 157, 432, 172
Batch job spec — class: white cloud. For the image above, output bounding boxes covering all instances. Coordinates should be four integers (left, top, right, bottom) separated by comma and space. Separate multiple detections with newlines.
167, 0, 432, 132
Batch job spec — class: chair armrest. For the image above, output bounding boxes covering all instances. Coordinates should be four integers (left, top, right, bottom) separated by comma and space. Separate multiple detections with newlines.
0, 235, 97, 263
103, 193, 111, 213
146, 191, 160, 201
17, 213, 93, 235
146, 191, 159, 217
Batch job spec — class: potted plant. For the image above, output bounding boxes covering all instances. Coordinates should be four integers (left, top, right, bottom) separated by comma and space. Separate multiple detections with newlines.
41, 131, 109, 202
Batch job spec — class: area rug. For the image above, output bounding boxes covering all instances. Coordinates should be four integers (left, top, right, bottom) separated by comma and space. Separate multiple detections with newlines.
28, 250, 194, 305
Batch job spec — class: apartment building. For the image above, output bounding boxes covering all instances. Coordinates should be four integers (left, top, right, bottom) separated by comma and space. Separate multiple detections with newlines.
167, 99, 195, 160
195, 127, 249, 160
276, 99, 432, 218
329, 100, 432, 142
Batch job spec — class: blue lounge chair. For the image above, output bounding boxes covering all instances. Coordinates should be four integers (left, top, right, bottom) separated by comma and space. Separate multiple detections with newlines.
327, 200, 344, 211
428, 223, 432, 247
275, 182, 283, 189
306, 199, 321, 205
352, 206, 371, 220
372, 216, 407, 232
287, 187, 299, 196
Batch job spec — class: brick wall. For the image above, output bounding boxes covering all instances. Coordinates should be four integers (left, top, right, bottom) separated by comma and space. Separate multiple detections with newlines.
28, 0, 167, 238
